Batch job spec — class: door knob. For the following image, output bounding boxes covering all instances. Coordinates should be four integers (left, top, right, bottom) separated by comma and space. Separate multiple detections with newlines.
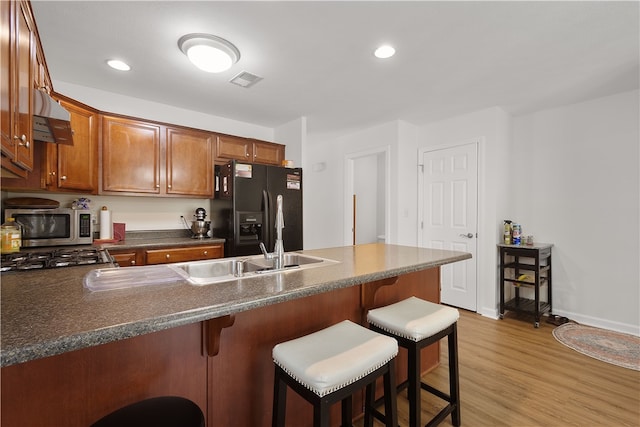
459, 233, 474, 238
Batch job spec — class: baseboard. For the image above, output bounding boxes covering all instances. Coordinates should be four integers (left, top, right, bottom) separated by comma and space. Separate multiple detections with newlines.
549, 309, 640, 337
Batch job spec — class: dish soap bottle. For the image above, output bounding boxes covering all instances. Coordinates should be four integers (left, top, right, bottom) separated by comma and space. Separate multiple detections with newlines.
1, 218, 22, 254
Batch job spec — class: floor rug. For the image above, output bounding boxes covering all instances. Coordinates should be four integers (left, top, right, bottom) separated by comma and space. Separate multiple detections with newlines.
552, 323, 640, 371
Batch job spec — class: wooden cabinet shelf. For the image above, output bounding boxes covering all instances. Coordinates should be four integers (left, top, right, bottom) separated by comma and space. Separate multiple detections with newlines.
499, 243, 553, 327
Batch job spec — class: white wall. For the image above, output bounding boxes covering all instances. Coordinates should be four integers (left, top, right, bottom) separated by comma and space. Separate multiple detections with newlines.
512, 90, 639, 334
274, 117, 305, 168
304, 120, 418, 249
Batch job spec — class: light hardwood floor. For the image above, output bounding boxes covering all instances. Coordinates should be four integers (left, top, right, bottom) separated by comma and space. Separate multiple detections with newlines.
358, 309, 640, 427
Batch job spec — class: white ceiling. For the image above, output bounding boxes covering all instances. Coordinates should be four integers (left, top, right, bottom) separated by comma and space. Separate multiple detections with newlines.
31, 1, 639, 139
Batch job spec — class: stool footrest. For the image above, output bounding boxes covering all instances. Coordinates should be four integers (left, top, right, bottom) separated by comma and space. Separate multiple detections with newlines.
426, 404, 456, 427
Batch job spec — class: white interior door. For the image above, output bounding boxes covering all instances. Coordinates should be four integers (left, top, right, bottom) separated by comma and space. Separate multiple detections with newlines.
420, 142, 478, 311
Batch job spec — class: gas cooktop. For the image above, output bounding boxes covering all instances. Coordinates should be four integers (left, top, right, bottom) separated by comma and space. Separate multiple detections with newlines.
0, 248, 112, 272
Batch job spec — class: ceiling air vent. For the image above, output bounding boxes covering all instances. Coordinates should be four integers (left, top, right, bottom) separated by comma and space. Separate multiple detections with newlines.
229, 71, 263, 88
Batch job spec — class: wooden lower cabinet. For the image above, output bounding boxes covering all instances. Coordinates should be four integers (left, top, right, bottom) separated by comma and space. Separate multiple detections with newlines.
107, 244, 224, 267
0, 268, 440, 427
0, 323, 207, 426
145, 244, 223, 265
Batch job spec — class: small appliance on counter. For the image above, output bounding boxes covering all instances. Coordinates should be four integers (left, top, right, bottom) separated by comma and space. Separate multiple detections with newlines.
3, 197, 93, 247
182, 207, 211, 239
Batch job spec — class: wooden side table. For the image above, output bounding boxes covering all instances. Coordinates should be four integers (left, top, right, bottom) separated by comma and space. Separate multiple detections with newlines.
498, 243, 553, 327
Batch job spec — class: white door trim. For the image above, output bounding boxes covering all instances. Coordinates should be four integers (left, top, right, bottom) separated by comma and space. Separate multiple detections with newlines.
344, 146, 391, 245
418, 138, 481, 311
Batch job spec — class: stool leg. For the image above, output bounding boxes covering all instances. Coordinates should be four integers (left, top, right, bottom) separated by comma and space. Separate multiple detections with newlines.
313, 401, 330, 427
408, 342, 421, 427
341, 395, 353, 427
448, 324, 461, 426
383, 359, 398, 427
272, 367, 287, 427
364, 380, 375, 427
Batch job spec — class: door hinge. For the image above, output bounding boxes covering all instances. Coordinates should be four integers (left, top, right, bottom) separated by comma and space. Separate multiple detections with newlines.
418, 164, 424, 173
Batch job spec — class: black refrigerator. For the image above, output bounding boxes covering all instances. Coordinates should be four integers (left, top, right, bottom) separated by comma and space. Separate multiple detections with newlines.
210, 160, 303, 257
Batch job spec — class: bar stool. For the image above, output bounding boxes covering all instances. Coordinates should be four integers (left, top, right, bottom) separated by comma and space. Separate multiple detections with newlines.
367, 296, 461, 427
90, 396, 205, 427
272, 320, 399, 427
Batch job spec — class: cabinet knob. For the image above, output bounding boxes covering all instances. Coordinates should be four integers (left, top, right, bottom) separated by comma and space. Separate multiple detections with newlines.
50, 171, 56, 176
60, 175, 67, 181
131, 261, 136, 265
167, 184, 172, 189
165, 254, 170, 259
246, 153, 249, 157
14, 135, 30, 148
203, 251, 208, 255
156, 184, 160, 188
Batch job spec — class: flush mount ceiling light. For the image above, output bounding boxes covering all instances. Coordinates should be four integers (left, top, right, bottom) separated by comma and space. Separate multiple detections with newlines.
106, 59, 131, 71
178, 33, 240, 73
374, 45, 396, 59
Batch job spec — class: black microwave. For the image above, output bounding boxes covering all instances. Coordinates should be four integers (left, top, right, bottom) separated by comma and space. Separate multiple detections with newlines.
4, 208, 93, 247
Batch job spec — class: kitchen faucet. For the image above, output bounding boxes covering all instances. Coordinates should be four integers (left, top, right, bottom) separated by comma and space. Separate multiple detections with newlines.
259, 194, 285, 270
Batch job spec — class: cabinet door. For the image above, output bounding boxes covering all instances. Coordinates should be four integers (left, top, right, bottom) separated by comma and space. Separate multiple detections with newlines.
145, 245, 224, 265
108, 249, 141, 267
102, 115, 161, 194
1, 0, 34, 177
12, 0, 34, 171
46, 99, 98, 193
215, 135, 251, 162
0, 0, 12, 158
166, 127, 213, 197
252, 140, 284, 166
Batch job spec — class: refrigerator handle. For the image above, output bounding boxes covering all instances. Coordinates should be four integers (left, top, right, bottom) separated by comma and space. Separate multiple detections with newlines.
262, 189, 272, 249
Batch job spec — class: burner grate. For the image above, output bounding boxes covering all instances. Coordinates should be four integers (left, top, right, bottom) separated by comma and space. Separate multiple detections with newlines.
0, 248, 111, 272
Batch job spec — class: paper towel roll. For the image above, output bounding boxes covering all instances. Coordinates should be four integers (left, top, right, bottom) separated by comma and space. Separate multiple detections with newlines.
99, 207, 113, 240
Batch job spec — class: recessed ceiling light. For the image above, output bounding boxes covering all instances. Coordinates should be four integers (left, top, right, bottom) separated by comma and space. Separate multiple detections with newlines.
374, 45, 395, 59
178, 33, 240, 73
106, 59, 131, 71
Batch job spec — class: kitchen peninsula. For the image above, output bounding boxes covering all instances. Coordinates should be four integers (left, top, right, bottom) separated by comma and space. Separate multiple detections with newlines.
1, 244, 470, 426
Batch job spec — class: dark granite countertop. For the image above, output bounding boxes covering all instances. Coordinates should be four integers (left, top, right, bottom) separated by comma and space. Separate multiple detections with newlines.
0, 244, 471, 367
96, 229, 226, 251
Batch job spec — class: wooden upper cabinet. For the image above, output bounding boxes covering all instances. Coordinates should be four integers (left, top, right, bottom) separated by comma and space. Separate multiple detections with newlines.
252, 139, 284, 166
101, 115, 161, 195
101, 115, 216, 197
215, 135, 285, 166
166, 127, 213, 197
45, 97, 99, 193
1, 0, 35, 177
215, 135, 251, 162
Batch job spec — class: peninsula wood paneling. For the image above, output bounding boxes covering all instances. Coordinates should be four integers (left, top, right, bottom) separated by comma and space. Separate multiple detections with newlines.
0, 323, 207, 427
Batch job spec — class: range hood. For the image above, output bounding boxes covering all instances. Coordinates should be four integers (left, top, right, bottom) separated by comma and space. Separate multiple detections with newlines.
33, 89, 74, 145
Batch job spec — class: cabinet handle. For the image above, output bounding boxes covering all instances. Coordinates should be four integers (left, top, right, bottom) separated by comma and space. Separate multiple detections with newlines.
14, 135, 30, 148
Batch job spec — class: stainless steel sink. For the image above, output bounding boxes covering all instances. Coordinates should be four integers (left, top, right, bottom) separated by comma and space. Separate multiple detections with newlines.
169, 253, 339, 286
243, 253, 325, 273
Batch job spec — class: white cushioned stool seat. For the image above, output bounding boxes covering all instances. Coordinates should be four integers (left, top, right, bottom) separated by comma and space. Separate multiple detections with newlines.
272, 319, 399, 427
367, 296, 459, 341
272, 320, 398, 397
